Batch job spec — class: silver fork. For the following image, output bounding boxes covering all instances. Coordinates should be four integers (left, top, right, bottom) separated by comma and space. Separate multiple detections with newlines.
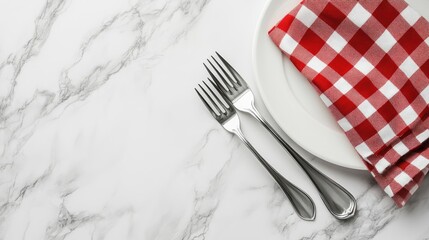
195, 80, 316, 221
205, 52, 356, 220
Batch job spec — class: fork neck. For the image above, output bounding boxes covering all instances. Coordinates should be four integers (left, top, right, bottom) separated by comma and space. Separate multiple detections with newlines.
230, 127, 263, 161
238, 101, 269, 128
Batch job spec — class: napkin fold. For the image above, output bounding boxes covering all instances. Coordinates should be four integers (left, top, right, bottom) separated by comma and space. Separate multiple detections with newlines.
269, 0, 429, 207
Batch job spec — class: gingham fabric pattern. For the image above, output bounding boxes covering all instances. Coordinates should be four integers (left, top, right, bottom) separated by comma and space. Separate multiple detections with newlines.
269, 0, 429, 207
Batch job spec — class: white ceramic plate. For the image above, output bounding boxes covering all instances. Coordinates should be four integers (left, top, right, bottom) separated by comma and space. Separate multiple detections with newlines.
252, 0, 429, 170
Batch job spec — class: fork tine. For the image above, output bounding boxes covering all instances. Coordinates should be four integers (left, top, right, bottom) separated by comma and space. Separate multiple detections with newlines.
203, 80, 227, 113
207, 59, 237, 91
211, 56, 240, 88
215, 52, 245, 86
208, 78, 234, 109
198, 83, 223, 115
195, 88, 219, 119
208, 77, 225, 96
203, 63, 230, 93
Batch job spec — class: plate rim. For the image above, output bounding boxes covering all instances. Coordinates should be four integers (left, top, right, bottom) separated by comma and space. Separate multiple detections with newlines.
251, 0, 366, 170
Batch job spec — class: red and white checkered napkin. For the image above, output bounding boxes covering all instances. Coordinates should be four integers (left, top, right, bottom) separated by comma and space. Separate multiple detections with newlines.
269, 0, 429, 207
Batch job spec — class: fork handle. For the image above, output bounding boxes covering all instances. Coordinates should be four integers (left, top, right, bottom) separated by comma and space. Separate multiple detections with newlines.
231, 127, 315, 221
246, 107, 356, 220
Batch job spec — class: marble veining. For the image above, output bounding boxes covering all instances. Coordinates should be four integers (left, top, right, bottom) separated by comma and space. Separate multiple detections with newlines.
1, 0, 429, 239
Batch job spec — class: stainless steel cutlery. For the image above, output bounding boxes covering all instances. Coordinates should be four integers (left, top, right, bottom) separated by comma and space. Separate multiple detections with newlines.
198, 52, 357, 220
195, 80, 316, 221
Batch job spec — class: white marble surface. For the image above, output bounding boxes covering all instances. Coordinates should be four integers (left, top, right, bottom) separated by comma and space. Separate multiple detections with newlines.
1, 0, 429, 239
